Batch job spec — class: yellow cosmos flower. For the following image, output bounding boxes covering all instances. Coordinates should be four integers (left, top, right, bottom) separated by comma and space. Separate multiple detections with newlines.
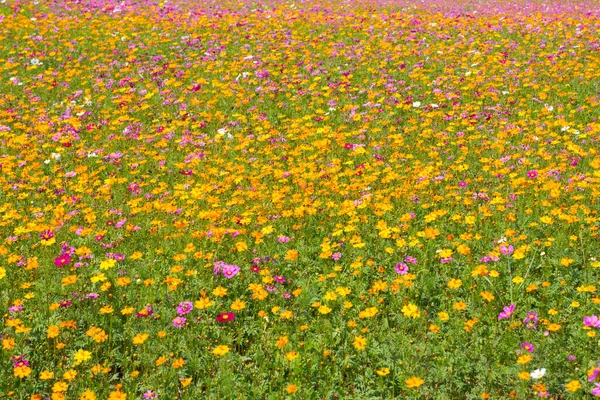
565, 380, 581, 392
230, 299, 246, 311
79, 390, 97, 400
405, 376, 424, 388
40, 370, 54, 380
401, 303, 420, 318
73, 349, 92, 365
132, 333, 149, 345
212, 345, 230, 356
353, 335, 367, 350
447, 279, 462, 289
14, 366, 32, 378
286, 384, 298, 394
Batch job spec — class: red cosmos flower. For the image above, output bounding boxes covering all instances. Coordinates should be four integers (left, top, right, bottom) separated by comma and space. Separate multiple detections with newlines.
216, 312, 235, 323
54, 253, 71, 267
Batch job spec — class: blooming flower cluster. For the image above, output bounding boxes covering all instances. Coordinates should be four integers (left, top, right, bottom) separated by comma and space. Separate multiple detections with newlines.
0, 0, 600, 398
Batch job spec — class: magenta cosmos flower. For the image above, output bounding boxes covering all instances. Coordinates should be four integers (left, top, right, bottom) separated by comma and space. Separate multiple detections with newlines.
527, 170, 538, 179
589, 363, 600, 382
521, 342, 534, 353
40, 230, 54, 240
54, 253, 71, 267
216, 312, 235, 323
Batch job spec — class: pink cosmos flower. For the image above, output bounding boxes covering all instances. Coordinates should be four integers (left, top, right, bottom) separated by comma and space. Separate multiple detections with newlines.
527, 170, 538, 179
404, 256, 418, 264
176, 302, 193, 315
172, 316, 186, 327
395, 262, 409, 275
584, 316, 600, 328
222, 264, 240, 278
143, 390, 158, 399
498, 304, 515, 320
499, 245, 514, 256
524, 312, 538, 329
591, 365, 600, 382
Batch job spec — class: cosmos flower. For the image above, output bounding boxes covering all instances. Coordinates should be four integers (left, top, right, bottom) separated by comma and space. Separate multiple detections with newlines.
222, 264, 240, 278
54, 253, 71, 267
176, 302, 193, 315
143, 391, 158, 399
530, 368, 546, 379
584, 316, 600, 328
521, 342, 535, 353
394, 262, 409, 275
498, 304, 515, 320
524, 312, 539, 329
499, 245, 514, 255
216, 312, 235, 323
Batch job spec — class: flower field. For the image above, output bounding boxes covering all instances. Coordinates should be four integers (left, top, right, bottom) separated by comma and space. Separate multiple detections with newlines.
2, 0, 600, 398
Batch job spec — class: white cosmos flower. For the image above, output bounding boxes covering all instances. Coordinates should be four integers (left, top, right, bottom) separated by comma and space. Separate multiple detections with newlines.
530, 368, 546, 380
412, 101, 421, 108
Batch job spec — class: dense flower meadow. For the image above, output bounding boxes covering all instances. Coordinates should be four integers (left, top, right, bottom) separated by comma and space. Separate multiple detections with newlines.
1, 0, 600, 398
